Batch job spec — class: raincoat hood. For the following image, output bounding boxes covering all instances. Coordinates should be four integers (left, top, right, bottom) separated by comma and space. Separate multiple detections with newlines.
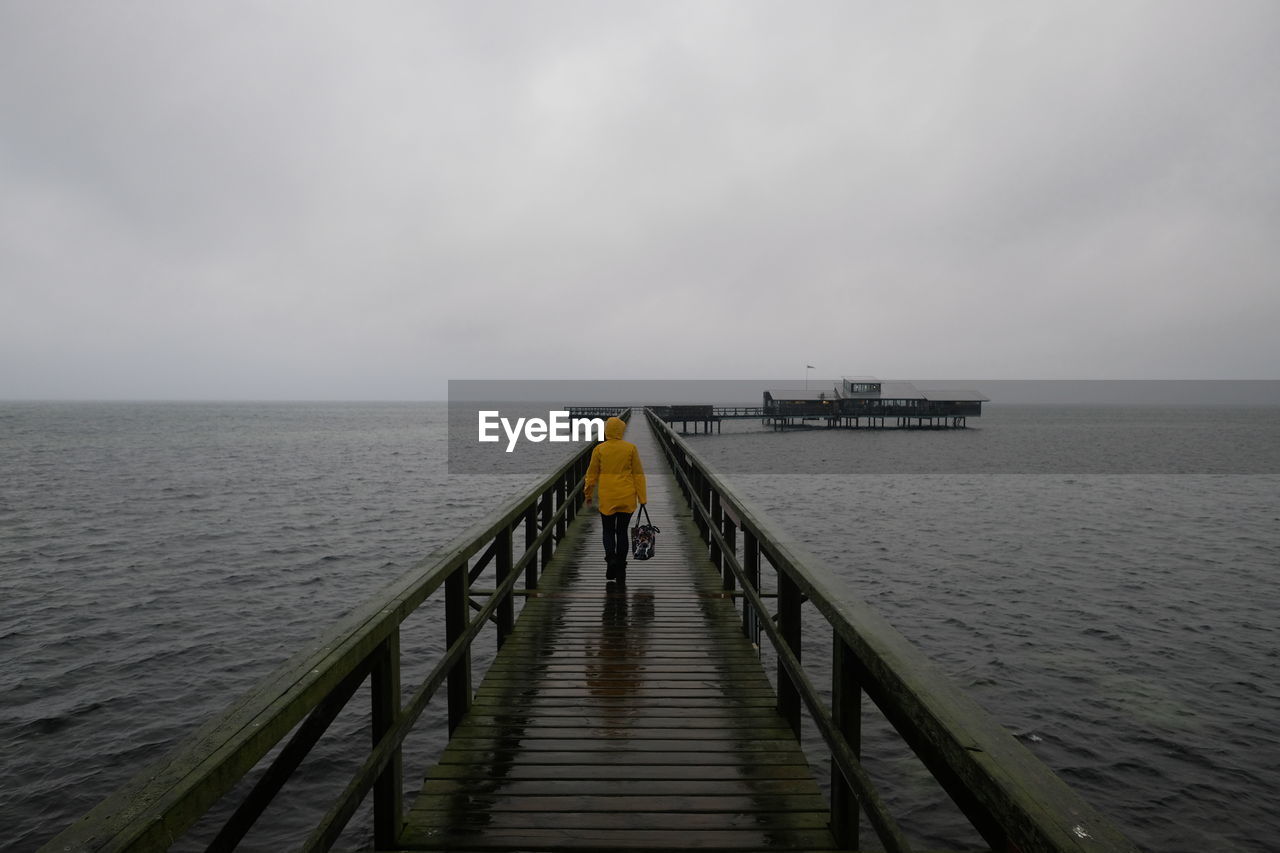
584, 415, 646, 515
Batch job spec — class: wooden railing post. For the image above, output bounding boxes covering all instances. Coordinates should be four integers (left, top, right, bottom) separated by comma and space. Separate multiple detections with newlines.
831, 633, 862, 849
703, 473, 715, 540
689, 468, 701, 537
524, 504, 538, 589
370, 628, 403, 849
539, 490, 553, 571
721, 513, 737, 594
742, 530, 761, 645
555, 479, 567, 543
777, 569, 802, 737
709, 491, 723, 571
693, 469, 709, 541
675, 449, 689, 502
445, 560, 472, 733
496, 525, 513, 647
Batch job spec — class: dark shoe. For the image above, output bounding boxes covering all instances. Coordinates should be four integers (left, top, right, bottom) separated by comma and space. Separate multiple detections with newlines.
605, 555, 617, 581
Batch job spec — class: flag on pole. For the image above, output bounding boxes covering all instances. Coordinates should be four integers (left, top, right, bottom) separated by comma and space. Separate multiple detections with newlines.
806, 364, 815, 369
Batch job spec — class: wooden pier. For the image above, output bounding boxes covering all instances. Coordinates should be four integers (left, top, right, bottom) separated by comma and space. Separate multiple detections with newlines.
45, 409, 1137, 853
401, 419, 835, 849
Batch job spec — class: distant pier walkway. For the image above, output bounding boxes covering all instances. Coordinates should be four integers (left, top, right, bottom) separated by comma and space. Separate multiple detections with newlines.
401, 420, 835, 850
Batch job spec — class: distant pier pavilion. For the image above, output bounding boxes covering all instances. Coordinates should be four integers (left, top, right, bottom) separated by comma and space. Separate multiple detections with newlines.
763, 378, 987, 431
588, 378, 989, 434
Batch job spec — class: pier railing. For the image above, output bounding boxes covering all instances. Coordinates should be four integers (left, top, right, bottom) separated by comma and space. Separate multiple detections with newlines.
713, 405, 766, 418
645, 408, 1138, 853
42, 420, 607, 853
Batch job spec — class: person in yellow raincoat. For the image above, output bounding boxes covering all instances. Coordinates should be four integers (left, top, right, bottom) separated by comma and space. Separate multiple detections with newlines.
583, 416, 647, 583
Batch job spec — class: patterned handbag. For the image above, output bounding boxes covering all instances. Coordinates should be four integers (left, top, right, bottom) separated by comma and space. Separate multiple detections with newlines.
630, 504, 659, 561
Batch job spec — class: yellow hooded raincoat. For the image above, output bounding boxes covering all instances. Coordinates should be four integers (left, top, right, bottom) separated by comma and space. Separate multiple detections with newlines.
584, 417, 647, 515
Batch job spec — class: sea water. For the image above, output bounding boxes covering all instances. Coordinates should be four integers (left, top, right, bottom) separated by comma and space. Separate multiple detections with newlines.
1, 403, 1277, 851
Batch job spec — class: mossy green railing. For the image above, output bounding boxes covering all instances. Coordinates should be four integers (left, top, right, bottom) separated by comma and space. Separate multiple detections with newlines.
646, 408, 1139, 853
41, 417, 612, 853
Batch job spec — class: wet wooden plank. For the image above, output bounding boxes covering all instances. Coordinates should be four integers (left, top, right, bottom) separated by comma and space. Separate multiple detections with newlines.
424, 763, 822, 782
465, 696, 773, 706
396, 827, 839, 850
411, 793, 829, 814
409, 810, 832, 831
444, 733, 804, 749
418, 778, 825, 797
455, 701, 783, 722
481, 655, 757, 671
434, 750, 814, 766
401, 419, 836, 851
452, 726, 798, 740
468, 686, 773, 696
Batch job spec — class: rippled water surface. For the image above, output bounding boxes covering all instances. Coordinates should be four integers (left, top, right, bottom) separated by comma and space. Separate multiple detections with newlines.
2, 403, 1278, 851
0, 403, 545, 851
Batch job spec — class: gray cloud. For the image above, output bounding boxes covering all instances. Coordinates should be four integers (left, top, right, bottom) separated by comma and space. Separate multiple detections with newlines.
2, 1, 1277, 399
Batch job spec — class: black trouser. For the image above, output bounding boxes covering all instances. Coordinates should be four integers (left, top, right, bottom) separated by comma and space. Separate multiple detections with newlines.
600, 511, 632, 564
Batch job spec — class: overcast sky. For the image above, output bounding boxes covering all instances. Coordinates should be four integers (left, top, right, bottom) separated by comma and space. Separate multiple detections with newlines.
2, 2, 1277, 400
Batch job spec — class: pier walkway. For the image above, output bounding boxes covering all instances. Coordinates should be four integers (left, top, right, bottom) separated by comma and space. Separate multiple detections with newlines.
45, 409, 1139, 853
401, 420, 835, 850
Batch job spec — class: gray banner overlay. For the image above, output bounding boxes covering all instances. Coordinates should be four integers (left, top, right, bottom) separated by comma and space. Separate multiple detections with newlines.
448, 380, 1280, 475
